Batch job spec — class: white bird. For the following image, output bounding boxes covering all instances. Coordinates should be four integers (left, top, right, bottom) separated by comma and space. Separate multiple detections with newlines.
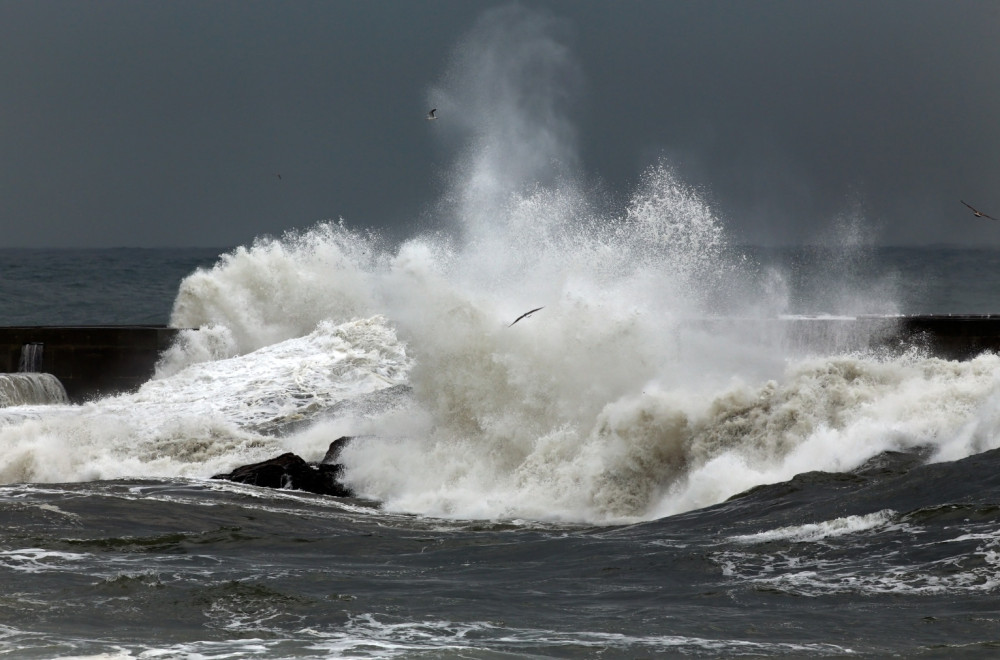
426, 108, 438, 120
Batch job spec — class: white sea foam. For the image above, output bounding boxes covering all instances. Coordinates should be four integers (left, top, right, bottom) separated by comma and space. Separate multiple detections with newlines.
0, 318, 409, 484
718, 523, 1000, 597
305, 613, 855, 657
160, 221, 385, 373
0, 548, 90, 574
731, 510, 898, 545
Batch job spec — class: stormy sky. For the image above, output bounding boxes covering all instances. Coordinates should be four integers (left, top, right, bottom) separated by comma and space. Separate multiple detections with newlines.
1, 1, 998, 248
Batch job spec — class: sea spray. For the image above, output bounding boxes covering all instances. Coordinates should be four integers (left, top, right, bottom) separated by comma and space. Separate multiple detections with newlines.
146, 5, 932, 523
774, 195, 901, 317
161, 221, 384, 374
428, 4, 582, 227
7, 5, 994, 527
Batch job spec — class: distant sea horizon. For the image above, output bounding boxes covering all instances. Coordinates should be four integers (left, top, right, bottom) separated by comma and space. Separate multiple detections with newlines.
4, 244, 1000, 327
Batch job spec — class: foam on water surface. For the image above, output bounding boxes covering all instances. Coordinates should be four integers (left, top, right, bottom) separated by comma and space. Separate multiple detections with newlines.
716, 514, 1000, 597
731, 510, 898, 545
302, 613, 858, 657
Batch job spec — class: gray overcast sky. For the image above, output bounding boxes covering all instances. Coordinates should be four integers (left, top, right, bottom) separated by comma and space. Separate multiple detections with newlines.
1, 0, 998, 248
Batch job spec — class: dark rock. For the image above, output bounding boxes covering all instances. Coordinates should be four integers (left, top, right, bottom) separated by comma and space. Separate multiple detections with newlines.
212, 438, 355, 497
322, 435, 353, 464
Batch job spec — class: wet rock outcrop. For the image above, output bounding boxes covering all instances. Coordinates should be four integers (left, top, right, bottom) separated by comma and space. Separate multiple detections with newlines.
212, 436, 354, 497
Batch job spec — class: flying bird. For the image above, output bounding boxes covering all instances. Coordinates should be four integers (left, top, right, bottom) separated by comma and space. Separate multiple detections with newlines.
426, 108, 438, 120
508, 306, 544, 327
961, 200, 998, 221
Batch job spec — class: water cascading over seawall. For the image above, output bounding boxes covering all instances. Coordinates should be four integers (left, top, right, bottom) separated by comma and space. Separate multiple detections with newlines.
0, 327, 180, 402
0, 342, 68, 406
0, 373, 68, 407
0, 342, 69, 407
18, 342, 44, 373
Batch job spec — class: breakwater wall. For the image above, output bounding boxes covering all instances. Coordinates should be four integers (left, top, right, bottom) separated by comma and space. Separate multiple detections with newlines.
1, 317, 1000, 404
845, 315, 1000, 360
0, 327, 180, 402
683, 315, 1000, 362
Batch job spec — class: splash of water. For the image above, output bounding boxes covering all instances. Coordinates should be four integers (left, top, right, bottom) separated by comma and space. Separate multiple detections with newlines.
428, 4, 582, 234
148, 5, 935, 524
4, 5, 988, 526
159, 221, 385, 375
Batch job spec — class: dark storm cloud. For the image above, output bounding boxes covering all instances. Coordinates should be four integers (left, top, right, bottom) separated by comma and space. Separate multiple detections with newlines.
1, 1, 998, 247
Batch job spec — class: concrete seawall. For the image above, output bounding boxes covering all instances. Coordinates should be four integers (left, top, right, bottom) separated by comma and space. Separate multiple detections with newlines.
847, 315, 1000, 360
0, 327, 180, 402
2, 317, 1000, 404
687, 315, 1000, 362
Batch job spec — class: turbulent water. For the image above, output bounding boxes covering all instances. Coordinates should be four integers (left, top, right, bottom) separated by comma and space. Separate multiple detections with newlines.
0, 374, 68, 408
5, 5, 1000, 657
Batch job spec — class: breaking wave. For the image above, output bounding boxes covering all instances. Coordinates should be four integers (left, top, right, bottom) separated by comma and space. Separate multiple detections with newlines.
2, 4, 996, 526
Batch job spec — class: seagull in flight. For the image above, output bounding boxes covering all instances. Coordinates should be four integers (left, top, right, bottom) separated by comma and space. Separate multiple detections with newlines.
962, 200, 998, 221
508, 306, 544, 327
426, 108, 438, 120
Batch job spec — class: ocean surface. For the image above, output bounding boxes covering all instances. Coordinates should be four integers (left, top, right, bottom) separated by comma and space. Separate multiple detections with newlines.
5, 228, 1000, 658
5, 244, 1000, 326
0, 248, 223, 326
5, 14, 1000, 649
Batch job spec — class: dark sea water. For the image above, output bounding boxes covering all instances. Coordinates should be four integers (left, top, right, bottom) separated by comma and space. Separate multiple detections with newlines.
4, 245, 1000, 328
3, 242, 1000, 658
5, 447, 1000, 658
0, 248, 223, 326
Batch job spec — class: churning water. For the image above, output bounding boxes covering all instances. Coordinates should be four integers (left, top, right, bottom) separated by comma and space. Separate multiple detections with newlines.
3, 5, 1000, 656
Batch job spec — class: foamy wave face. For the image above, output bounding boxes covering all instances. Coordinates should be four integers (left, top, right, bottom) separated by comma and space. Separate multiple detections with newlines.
342, 351, 1000, 522
0, 318, 410, 485
656, 353, 1000, 517
730, 510, 898, 545
166, 222, 383, 363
